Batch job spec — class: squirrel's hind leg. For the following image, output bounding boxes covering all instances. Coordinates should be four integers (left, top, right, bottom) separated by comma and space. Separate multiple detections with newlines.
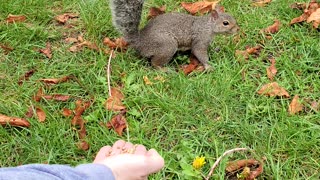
150, 40, 178, 69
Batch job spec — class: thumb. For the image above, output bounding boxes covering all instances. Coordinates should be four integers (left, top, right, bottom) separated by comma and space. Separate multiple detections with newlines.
145, 149, 165, 174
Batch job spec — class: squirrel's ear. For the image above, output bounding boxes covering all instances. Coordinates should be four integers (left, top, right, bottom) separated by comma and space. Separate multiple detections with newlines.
211, 10, 219, 20
214, 5, 225, 13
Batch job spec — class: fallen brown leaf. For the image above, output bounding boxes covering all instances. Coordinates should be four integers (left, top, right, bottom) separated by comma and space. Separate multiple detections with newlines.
181, 54, 201, 75
103, 37, 128, 50
310, 100, 319, 111
65, 37, 79, 44
181, 0, 220, 15
25, 106, 34, 118
226, 158, 265, 180
36, 107, 46, 122
78, 118, 86, 139
39, 42, 52, 59
105, 87, 126, 111
43, 94, 71, 101
147, 6, 166, 20
71, 99, 91, 125
257, 82, 290, 98
307, 8, 320, 28
69, 100, 90, 151
77, 140, 90, 151
6, 14, 27, 23
226, 159, 259, 172
39, 75, 72, 84
55, 13, 79, 24
260, 20, 280, 34
290, 0, 320, 28
103, 38, 117, 49
106, 113, 127, 136
0, 44, 14, 54
69, 41, 99, 52
288, 95, 303, 115
33, 87, 44, 102
154, 75, 166, 82
252, 0, 272, 7
18, 69, 36, 85
266, 58, 277, 81
0, 114, 30, 127
235, 45, 262, 60
290, 2, 307, 10
143, 76, 153, 85
62, 108, 73, 117
248, 161, 264, 180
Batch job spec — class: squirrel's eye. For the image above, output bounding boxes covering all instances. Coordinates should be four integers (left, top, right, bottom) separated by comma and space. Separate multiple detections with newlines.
223, 21, 229, 26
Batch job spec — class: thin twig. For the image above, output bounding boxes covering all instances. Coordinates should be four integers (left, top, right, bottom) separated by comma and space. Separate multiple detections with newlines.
107, 50, 114, 97
205, 148, 250, 180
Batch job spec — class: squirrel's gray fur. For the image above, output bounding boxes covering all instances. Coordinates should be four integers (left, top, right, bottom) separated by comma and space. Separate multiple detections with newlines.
110, 0, 239, 69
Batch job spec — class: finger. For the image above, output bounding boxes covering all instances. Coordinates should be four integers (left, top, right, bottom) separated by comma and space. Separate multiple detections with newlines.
146, 149, 165, 173
122, 142, 134, 153
94, 145, 112, 162
134, 144, 147, 155
111, 140, 126, 155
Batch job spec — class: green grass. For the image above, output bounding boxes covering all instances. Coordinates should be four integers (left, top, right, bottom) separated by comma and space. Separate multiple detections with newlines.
1, 0, 320, 179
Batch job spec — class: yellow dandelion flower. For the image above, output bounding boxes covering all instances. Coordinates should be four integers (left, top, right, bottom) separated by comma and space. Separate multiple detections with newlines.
192, 156, 206, 169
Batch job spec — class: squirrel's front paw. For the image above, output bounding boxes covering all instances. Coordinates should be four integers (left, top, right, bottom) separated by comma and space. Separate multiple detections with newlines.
204, 64, 214, 72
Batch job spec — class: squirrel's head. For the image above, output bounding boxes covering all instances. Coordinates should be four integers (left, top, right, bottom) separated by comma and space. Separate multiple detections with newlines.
210, 9, 240, 35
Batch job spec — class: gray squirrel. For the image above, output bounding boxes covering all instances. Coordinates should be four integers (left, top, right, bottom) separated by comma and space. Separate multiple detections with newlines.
109, 0, 239, 70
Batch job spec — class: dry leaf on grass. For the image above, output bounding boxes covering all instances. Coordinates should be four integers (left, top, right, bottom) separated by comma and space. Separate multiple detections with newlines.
43, 94, 71, 101
65, 37, 79, 44
62, 108, 73, 117
71, 99, 91, 125
143, 76, 153, 85
310, 100, 319, 111
257, 82, 290, 98
307, 8, 320, 28
103, 37, 128, 50
290, 0, 320, 28
252, 0, 272, 7
266, 58, 277, 81
69, 41, 99, 52
235, 45, 262, 60
288, 95, 303, 115
18, 69, 36, 85
226, 158, 265, 180
0, 44, 14, 54
25, 106, 34, 118
39, 42, 52, 59
181, 54, 204, 75
290, 2, 307, 10
70, 99, 91, 151
6, 14, 27, 23
36, 107, 46, 122
154, 75, 165, 83
260, 19, 280, 34
39, 75, 72, 84
226, 159, 259, 172
106, 113, 127, 136
147, 6, 166, 20
105, 87, 126, 111
77, 140, 90, 151
181, 0, 220, 15
55, 13, 79, 24
33, 87, 44, 102
0, 114, 30, 127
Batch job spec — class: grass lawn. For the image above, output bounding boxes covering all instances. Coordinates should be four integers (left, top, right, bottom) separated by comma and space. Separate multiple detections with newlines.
0, 0, 319, 179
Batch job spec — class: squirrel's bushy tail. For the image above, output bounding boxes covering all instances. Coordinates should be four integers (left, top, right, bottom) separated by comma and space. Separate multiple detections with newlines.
109, 0, 144, 39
